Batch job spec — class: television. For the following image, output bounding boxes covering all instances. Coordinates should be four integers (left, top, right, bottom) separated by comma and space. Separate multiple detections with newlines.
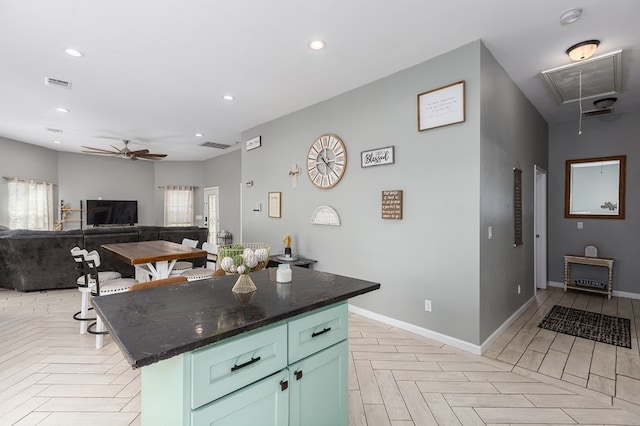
86, 200, 138, 226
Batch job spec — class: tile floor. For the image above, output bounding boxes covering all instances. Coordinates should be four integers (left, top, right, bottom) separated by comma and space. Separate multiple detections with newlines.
2, 286, 640, 425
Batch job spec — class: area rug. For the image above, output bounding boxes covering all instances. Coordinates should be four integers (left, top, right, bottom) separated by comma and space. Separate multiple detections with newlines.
538, 305, 631, 348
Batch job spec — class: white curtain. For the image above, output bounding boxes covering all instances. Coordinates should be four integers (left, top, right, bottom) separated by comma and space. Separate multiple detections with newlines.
164, 185, 194, 226
8, 178, 54, 230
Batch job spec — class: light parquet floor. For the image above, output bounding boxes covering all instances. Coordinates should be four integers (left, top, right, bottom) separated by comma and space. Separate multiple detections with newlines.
2, 286, 640, 425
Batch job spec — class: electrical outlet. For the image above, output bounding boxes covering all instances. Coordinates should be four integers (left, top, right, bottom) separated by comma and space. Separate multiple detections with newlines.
424, 300, 432, 312
517, 285, 521, 295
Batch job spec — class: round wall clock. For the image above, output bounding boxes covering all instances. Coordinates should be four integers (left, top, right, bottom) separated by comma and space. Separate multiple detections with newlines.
306, 133, 347, 189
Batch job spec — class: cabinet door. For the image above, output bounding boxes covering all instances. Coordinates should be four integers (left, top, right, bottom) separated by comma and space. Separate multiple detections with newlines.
289, 341, 347, 426
191, 370, 289, 426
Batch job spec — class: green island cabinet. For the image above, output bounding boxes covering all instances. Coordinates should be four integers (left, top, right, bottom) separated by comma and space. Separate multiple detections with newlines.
141, 302, 348, 426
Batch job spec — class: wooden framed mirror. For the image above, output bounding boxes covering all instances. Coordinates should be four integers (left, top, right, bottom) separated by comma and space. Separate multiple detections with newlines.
565, 155, 626, 219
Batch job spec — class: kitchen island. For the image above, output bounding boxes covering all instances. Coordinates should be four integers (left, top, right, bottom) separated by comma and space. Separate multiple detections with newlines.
92, 267, 380, 425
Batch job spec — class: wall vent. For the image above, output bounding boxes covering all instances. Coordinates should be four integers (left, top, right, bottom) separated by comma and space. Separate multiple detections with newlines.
199, 141, 230, 149
44, 76, 72, 90
46, 127, 63, 133
582, 107, 614, 118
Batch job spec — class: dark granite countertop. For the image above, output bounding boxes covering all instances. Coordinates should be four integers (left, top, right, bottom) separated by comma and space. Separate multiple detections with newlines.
91, 268, 380, 368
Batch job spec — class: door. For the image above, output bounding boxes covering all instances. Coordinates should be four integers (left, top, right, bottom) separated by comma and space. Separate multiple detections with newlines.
534, 166, 547, 290
203, 187, 219, 244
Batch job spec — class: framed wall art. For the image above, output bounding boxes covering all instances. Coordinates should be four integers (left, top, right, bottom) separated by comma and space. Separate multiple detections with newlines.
418, 80, 465, 131
268, 192, 281, 218
361, 146, 394, 168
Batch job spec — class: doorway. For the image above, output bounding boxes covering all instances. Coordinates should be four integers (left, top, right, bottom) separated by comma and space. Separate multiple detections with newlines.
203, 187, 219, 244
534, 165, 547, 291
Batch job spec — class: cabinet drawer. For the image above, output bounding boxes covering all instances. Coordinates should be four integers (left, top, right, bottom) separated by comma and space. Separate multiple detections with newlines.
191, 324, 287, 409
288, 303, 347, 363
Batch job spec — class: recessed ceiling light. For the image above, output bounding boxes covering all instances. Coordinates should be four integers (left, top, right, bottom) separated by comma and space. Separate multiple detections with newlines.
55, 107, 70, 113
64, 48, 84, 58
195, 133, 203, 137
53, 140, 62, 144
222, 95, 235, 101
560, 8, 582, 25
309, 40, 326, 50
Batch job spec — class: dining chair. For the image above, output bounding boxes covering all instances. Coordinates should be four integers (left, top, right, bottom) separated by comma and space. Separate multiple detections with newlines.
70, 246, 122, 334
202, 242, 218, 269
181, 266, 225, 282
82, 250, 138, 349
169, 238, 199, 276
129, 275, 187, 291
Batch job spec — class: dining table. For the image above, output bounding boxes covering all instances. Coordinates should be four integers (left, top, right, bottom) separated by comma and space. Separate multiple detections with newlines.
101, 240, 207, 282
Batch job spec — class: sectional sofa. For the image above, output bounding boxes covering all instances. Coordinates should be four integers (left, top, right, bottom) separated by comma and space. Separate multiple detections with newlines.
0, 226, 208, 292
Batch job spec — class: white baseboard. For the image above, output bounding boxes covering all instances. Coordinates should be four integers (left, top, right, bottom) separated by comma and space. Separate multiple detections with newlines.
548, 280, 640, 300
348, 305, 487, 355
349, 296, 537, 356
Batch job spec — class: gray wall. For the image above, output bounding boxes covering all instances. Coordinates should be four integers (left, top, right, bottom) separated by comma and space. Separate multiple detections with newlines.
548, 112, 639, 293
203, 150, 242, 243
478, 44, 548, 342
0, 137, 59, 227
1, 136, 242, 231
239, 40, 544, 346
58, 153, 156, 227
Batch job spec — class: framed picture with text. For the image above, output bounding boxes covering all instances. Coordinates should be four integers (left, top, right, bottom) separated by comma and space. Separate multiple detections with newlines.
418, 80, 465, 131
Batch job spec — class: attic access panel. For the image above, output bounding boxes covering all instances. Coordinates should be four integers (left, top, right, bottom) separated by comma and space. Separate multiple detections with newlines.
541, 50, 622, 105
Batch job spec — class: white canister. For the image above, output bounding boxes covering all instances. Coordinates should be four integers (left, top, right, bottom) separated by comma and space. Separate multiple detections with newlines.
276, 263, 292, 283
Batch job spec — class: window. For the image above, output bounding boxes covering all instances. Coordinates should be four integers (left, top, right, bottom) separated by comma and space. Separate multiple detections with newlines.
164, 185, 194, 226
8, 178, 54, 230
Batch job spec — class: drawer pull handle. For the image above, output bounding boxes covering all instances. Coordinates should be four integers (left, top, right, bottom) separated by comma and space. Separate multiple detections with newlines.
295, 370, 303, 380
312, 327, 331, 338
231, 356, 261, 372
280, 380, 288, 391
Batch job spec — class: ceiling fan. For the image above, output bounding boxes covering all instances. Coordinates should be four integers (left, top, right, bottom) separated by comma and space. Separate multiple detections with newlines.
81, 140, 167, 161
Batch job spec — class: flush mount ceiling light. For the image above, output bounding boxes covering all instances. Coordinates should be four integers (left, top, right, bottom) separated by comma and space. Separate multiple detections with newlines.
195, 133, 203, 137
566, 40, 600, 61
64, 48, 84, 58
55, 107, 70, 113
222, 95, 235, 101
593, 97, 617, 109
53, 140, 62, 144
309, 40, 326, 50
560, 8, 582, 25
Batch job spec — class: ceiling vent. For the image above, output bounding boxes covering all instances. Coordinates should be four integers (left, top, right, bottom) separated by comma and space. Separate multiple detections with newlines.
199, 141, 230, 149
44, 76, 72, 90
582, 107, 615, 118
541, 50, 622, 105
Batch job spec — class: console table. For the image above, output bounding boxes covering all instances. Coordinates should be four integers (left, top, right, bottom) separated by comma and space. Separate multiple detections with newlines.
268, 254, 317, 269
563, 255, 614, 299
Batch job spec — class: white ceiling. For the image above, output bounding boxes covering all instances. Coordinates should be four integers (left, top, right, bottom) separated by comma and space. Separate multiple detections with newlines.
1, 0, 638, 161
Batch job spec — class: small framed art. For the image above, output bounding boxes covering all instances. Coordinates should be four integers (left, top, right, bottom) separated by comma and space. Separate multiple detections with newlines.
268, 192, 281, 218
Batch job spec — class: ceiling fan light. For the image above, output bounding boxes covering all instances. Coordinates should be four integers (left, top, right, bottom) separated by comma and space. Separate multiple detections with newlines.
593, 97, 617, 109
566, 40, 600, 61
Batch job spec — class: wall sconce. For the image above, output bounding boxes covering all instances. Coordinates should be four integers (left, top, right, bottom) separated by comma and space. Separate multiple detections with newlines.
566, 40, 600, 61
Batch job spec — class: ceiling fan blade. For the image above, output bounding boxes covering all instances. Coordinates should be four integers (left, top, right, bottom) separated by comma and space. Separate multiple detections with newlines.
129, 149, 150, 155
133, 153, 167, 160
81, 145, 119, 154
81, 150, 119, 156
